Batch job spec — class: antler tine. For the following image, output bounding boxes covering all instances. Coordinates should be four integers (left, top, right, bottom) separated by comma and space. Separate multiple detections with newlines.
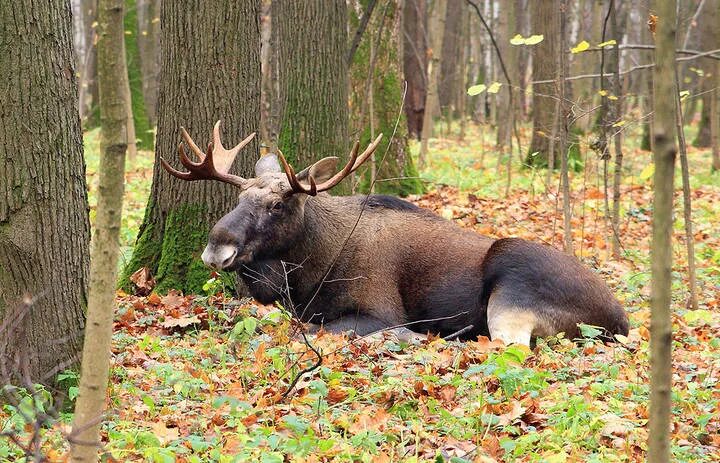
181, 127, 205, 161
278, 150, 317, 195
313, 134, 383, 193
211, 120, 256, 173
351, 134, 383, 171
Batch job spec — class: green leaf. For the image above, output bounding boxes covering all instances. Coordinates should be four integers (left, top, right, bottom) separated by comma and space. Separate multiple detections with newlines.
639, 163, 654, 181
571, 40, 590, 53
597, 39, 617, 48
612, 120, 626, 127
243, 317, 258, 334
578, 324, 603, 339
510, 34, 525, 45
467, 84, 487, 96
487, 82, 503, 94
524, 34, 544, 45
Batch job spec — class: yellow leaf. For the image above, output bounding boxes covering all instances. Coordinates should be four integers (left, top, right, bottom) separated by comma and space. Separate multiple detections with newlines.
467, 84, 487, 96
151, 17, 160, 24
571, 40, 590, 53
597, 39, 617, 48
639, 163, 654, 181
125, 30, 132, 35
487, 82, 503, 94
612, 120, 625, 127
525, 34, 544, 45
607, 95, 618, 100
510, 34, 525, 45
598, 90, 608, 96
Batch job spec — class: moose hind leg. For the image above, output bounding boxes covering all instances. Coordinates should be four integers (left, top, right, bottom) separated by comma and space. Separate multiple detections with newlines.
486, 290, 551, 346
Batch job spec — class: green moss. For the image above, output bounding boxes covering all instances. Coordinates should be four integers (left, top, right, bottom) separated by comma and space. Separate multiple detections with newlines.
124, 0, 153, 150
154, 204, 212, 294
118, 219, 162, 291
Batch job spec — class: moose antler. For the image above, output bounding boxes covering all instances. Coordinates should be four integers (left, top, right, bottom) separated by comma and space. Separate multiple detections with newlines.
160, 120, 255, 189
278, 134, 384, 196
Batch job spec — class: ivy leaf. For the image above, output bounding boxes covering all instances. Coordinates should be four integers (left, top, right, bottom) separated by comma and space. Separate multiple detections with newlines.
524, 34, 544, 45
467, 84, 487, 96
597, 39, 617, 48
487, 82, 503, 94
510, 34, 525, 45
571, 40, 590, 53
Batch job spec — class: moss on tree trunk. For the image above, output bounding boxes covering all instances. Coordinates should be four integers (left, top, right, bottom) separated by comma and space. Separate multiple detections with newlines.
349, 1, 423, 196
124, 0, 153, 150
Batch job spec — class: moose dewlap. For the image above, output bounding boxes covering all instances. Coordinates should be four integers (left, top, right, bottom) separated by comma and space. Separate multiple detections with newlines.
162, 121, 629, 346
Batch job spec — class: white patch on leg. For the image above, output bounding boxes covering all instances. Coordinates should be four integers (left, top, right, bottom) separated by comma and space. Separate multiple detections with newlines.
488, 310, 536, 346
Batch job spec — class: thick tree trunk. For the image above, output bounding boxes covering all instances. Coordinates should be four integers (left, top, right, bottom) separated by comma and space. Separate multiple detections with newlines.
273, 0, 348, 173
120, 0, 260, 294
0, 0, 90, 385
526, 0, 559, 166
124, 0, 152, 151
136, 0, 160, 126
402, 0, 427, 140
70, 0, 128, 459
350, 0, 423, 196
649, 1, 677, 461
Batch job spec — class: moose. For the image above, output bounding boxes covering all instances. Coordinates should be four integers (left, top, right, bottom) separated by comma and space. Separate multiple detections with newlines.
161, 121, 629, 346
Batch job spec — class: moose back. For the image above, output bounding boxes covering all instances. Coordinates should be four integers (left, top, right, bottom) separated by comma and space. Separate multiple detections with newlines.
162, 122, 629, 346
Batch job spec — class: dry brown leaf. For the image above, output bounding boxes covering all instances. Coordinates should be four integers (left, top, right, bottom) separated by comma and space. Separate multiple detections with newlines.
161, 315, 200, 329
130, 267, 155, 295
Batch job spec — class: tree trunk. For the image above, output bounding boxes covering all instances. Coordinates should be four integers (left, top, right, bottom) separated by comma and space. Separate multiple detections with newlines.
0, 0, 90, 385
418, 0, 447, 168
273, 0, 349, 174
526, 0, 559, 166
70, 0, 128, 459
79, 0, 99, 125
124, 0, 152, 151
350, 0, 423, 196
649, 1, 677, 461
136, 0, 160, 126
558, 0, 572, 254
402, 0, 427, 140
610, 0, 624, 258
438, 0, 462, 117
712, 59, 720, 171
692, 0, 718, 147
120, 0, 260, 294
496, 0, 518, 148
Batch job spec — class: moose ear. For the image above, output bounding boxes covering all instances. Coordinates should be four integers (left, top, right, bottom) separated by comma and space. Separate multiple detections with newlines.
296, 157, 339, 184
255, 154, 282, 176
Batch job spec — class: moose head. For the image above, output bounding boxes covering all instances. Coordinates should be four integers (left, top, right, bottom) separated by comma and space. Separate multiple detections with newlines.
161, 121, 383, 272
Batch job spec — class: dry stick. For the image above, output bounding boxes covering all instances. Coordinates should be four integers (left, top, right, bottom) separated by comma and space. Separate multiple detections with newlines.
673, 68, 699, 311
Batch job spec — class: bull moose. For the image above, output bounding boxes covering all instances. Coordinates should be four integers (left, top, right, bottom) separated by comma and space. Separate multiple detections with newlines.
161, 121, 629, 346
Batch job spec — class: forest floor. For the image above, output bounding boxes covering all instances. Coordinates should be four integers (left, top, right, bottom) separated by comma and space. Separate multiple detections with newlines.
2, 124, 719, 462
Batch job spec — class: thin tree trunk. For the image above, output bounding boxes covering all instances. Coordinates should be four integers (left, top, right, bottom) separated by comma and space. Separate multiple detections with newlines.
419, 0, 447, 169
712, 59, 720, 171
70, 0, 128, 459
79, 0, 99, 124
136, 0, 160, 126
496, 0, 517, 148
0, 0, 90, 385
402, 0, 427, 140
120, 0, 260, 294
649, 1, 677, 460
123, 0, 151, 152
438, 0, 462, 117
674, 70, 699, 311
610, 0, 624, 258
558, 0, 572, 254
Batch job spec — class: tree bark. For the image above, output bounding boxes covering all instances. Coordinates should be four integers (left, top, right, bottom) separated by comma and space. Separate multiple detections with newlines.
649, 1, 677, 461
402, 0, 427, 139
70, 0, 128, 459
120, 0, 260, 294
123, 0, 151, 152
273, 0, 349, 174
692, 0, 718, 147
136, 0, 160, 125
610, 0, 624, 258
350, 0, 423, 196
419, 0, 447, 168
438, 0, 463, 116
0, 0, 90, 385
79, 0, 99, 124
526, 0, 560, 166
496, 0, 518, 148
712, 58, 720, 171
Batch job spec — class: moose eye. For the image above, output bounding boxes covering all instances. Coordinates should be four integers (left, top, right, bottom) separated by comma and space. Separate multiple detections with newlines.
270, 201, 284, 213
